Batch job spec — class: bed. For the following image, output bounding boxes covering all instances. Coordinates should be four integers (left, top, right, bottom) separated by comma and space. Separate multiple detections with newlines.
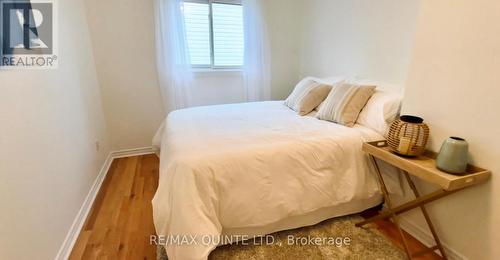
151, 100, 398, 260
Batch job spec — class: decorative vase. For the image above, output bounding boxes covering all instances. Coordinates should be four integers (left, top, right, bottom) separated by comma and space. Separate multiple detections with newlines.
387, 115, 430, 156
436, 137, 469, 175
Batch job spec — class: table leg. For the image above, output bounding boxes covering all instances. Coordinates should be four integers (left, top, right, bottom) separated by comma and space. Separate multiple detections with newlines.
366, 155, 412, 259
356, 188, 460, 226
403, 172, 448, 260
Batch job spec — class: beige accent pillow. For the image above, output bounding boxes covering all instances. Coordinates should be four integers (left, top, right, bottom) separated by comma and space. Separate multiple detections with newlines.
285, 78, 332, 116
317, 82, 376, 127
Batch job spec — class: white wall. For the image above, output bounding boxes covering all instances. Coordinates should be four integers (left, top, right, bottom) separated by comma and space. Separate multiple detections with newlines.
187, 71, 246, 107
0, 0, 110, 259
401, 0, 499, 258
85, 0, 165, 151
84, 0, 304, 150
300, 0, 420, 90
264, 0, 304, 99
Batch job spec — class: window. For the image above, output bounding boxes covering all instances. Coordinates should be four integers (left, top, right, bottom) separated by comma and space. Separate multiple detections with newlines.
182, 0, 244, 68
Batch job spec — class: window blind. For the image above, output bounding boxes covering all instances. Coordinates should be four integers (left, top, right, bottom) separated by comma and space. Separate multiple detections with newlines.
182, 1, 244, 68
183, 2, 211, 66
212, 3, 244, 67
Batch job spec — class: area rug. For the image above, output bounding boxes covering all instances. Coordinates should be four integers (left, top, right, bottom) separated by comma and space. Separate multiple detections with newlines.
158, 215, 406, 260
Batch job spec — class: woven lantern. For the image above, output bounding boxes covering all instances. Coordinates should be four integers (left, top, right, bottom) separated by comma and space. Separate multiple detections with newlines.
387, 115, 430, 156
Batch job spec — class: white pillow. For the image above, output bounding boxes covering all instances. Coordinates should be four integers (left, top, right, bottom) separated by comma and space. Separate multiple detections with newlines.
349, 78, 402, 93
357, 91, 402, 136
311, 76, 346, 86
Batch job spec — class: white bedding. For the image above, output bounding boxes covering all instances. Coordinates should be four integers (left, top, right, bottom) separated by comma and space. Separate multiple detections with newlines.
152, 101, 385, 260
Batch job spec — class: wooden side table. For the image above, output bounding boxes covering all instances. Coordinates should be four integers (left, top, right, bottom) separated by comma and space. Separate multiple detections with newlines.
356, 141, 491, 260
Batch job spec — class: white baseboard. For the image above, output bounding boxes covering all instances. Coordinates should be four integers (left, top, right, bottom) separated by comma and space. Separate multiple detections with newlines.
111, 146, 156, 159
54, 147, 155, 260
53, 152, 114, 260
399, 217, 467, 260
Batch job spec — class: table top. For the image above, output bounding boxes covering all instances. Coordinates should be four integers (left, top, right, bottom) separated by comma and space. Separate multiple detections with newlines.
363, 141, 491, 191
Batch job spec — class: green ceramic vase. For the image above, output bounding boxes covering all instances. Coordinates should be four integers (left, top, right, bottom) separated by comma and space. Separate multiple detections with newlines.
436, 137, 469, 175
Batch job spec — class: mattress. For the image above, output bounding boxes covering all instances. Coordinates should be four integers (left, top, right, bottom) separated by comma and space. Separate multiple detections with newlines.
152, 101, 385, 260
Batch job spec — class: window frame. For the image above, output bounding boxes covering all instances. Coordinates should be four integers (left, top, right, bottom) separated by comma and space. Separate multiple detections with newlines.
183, 0, 244, 70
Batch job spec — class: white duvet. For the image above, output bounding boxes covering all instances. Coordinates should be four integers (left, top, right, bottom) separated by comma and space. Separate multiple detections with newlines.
152, 101, 384, 260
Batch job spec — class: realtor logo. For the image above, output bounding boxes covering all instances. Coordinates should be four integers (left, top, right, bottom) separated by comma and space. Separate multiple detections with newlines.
1, 0, 57, 68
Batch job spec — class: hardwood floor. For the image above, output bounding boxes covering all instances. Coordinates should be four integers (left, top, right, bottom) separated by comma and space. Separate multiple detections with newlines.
360, 208, 442, 260
70, 154, 441, 260
69, 154, 159, 260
